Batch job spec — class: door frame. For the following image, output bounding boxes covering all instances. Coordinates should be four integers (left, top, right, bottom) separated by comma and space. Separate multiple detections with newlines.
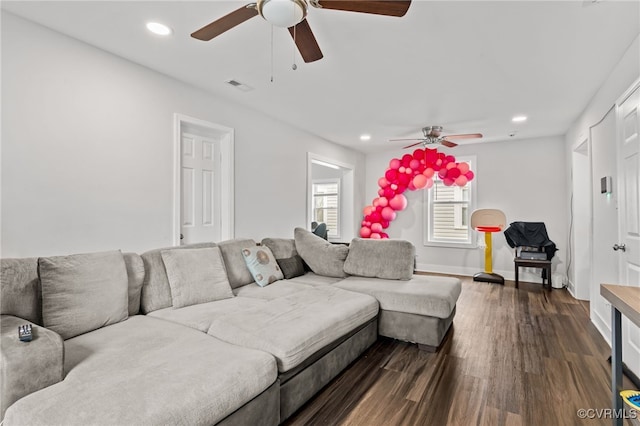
173, 114, 234, 246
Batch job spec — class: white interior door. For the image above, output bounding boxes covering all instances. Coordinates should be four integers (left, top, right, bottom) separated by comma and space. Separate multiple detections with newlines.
180, 132, 221, 245
617, 83, 640, 377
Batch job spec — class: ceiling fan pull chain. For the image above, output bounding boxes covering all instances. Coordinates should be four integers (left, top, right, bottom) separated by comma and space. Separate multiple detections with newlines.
270, 24, 274, 82
292, 24, 297, 70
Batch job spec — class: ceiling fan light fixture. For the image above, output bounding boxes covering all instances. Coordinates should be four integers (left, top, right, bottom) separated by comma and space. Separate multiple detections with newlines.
258, 0, 307, 28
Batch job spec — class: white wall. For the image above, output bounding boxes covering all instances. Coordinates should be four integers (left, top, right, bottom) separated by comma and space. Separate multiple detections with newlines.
0, 13, 365, 257
565, 34, 640, 338
365, 136, 568, 282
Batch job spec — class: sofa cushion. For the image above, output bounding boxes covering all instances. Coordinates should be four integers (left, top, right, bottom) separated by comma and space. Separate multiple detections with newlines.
276, 255, 306, 279
140, 242, 218, 314
217, 239, 257, 288
233, 281, 309, 301
241, 246, 283, 287
39, 250, 128, 340
286, 272, 343, 287
207, 286, 379, 372
123, 253, 145, 316
294, 228, 348, 278
343, 238, 415, 280
161, 247, 234, 308
3, 316, 277, 426
148, 297, 267, 332
0, 257, 41, 324
334, 275, 461, 319
261, 238, 298, 259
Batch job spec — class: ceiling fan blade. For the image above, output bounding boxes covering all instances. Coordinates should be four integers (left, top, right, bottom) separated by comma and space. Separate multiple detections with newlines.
440, 140, 458, 148
191, 4, 258, 41
288, 19, 323, 63
316, 0, 411, 17
402, 141, 424, 149
443, 133, 483, 140
390, 138, 423, 142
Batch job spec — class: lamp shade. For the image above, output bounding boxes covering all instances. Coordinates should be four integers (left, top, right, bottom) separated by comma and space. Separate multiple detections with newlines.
258, 0, 307, 28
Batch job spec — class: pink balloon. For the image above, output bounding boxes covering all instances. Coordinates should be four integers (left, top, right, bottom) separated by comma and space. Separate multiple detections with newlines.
381, 206, 397, 221
389, 158, 401, 170
458, 162, 470, 174
380, 232, 389, 239
447, 168, 461, 179
413, 174, 428, 189
370, 233, 382, 240
407, 180, 416, 191
409, 159, 420, 170
401, 154, 413, 167
466, 170, 475, 181
413, 149, 424, 160
446, 162, 457, 170
438, 168, 447, 179
370, 212, 382, 223
378, 177, 389, 188
385, 169, 397, 182
383, 187, 395, 199
363, 205, 373, 216
443, 178, 454, 186
425, 178, 434, 189
360, 227, 372, 238
423, 168, 435, 178
372, 197, 380, 207
371, 222, 383, 233
399, 166, 406, 173
389, 194, 408, 211
455, 175, 468, 186
381, 219, 390, 229
445, 155, 455, 163
378, 188, 385, 197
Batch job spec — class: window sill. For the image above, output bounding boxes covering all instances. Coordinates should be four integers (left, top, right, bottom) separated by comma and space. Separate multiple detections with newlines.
423, 240, 477, 249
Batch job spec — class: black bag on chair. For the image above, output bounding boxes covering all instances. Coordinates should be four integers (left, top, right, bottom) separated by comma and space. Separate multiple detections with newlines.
504, 222, 558, 261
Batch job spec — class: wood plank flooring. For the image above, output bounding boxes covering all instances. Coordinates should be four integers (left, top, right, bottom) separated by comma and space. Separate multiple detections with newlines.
285, 276, 636, 426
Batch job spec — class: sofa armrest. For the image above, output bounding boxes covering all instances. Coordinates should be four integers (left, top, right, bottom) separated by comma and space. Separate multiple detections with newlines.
1, 315, 64, 419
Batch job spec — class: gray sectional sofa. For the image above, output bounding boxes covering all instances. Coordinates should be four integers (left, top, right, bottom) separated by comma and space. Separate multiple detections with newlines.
0, 228, 461, 425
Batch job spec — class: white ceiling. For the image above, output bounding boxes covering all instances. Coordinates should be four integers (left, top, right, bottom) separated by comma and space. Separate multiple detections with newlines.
2, 1, 639, 152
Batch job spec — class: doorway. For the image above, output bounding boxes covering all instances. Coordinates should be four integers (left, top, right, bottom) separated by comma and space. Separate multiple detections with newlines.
307, 153, 355, 242
173, 114, 234, 246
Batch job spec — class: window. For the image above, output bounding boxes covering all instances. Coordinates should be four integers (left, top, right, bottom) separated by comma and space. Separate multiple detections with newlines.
312, 180, 340, 238
425, 157, 476, 247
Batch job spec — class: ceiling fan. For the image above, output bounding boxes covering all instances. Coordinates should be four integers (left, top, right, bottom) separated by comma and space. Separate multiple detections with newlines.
390, 126, 483, 148
191, 0, 412, 63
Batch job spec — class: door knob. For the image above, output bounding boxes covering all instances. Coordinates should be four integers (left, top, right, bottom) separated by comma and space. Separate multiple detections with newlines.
613, 243, 626, 252
180, 234, 184, 240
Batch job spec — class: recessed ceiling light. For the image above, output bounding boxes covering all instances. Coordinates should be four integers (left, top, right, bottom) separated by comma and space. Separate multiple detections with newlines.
146, 22, 172, 36
360, 134, 371, 141
512, 115, 528, 123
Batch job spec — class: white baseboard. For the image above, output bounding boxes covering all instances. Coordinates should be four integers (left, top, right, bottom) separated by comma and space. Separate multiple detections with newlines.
415, 262, 549, 283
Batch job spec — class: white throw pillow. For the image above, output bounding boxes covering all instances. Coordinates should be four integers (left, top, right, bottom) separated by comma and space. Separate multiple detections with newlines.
241, 246, 284, 287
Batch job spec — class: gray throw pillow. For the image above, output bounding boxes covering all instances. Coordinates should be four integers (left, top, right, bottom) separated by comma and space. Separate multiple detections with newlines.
343, 238, 415, 280
161, 247, 234, 309
39, 250, 129, 340
277, 255, 306, 279
294, 227, 349, 278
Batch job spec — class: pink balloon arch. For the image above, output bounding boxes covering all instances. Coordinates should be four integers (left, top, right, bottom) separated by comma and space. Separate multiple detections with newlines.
360, 147, 475, 239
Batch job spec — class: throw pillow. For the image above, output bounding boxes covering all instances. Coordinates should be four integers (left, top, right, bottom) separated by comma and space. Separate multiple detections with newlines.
217, 239, 258, 288
276, 255, 306, 279
343, 238, 415, 280
241, 246, 284, 287
161, 247, 234, 309
39, 250, 129, 340
294, 227, 349, 278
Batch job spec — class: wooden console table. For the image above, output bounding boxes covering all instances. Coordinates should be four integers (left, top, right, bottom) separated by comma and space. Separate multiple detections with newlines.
600, 284, 640, 426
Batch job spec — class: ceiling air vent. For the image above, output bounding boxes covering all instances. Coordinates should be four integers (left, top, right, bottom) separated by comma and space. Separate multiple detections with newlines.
225, 79, 253, 92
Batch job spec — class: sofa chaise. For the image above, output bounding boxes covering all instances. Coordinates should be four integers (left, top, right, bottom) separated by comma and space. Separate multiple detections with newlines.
0, 228, 461, 425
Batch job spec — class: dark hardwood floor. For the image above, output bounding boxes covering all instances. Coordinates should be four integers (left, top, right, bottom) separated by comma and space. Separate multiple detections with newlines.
285, 276, 636, 425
